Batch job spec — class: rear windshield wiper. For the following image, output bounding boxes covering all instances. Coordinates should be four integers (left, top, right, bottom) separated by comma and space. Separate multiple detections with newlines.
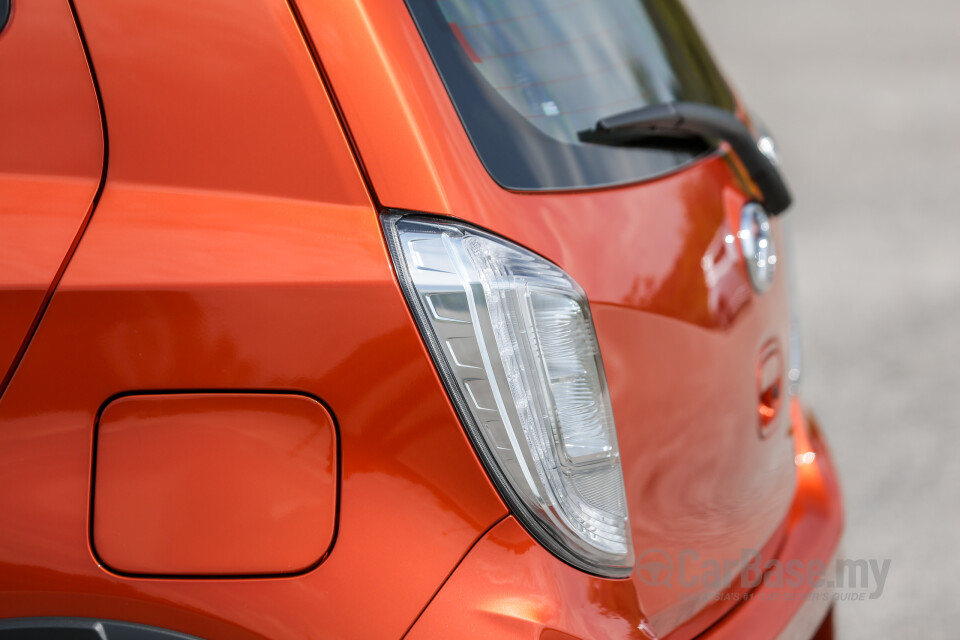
579, 102, 791, 215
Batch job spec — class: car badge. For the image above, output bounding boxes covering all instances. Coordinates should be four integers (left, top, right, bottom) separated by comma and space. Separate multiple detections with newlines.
739, 202, 777, 293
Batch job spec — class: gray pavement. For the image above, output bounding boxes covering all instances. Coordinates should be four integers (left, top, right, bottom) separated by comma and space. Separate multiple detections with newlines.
683, 0, 960, 637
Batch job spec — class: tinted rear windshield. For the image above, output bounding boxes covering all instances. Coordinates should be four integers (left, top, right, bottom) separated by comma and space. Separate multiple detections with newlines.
405, 0, 735, 190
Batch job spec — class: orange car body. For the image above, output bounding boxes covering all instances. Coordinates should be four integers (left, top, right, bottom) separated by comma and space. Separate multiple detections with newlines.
0, 0, 842, 638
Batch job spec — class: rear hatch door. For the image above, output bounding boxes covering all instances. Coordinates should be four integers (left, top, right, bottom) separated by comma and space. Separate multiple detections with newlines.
299, 0, 799, 635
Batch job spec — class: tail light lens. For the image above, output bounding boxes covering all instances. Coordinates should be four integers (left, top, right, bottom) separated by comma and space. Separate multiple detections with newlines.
383, 214, 634, 577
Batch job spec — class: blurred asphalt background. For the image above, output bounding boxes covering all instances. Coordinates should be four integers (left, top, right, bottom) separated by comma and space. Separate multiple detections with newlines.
685, 0, 960, 637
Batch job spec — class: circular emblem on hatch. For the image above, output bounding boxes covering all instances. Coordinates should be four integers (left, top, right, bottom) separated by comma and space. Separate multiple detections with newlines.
739, 202, 777, 293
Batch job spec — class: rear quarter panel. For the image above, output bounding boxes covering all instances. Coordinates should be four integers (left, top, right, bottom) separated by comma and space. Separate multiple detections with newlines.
0, 1, 506, 638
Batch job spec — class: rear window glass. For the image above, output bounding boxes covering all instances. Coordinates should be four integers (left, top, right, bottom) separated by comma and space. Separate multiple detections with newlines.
405, 0, 736, 190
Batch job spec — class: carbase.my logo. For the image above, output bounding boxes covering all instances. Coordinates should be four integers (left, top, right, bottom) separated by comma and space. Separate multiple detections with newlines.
635, 548, 672, 586
632, 548, 890, 600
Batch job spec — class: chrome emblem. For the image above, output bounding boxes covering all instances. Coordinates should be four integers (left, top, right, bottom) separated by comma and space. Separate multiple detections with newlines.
739, 202, 777, 293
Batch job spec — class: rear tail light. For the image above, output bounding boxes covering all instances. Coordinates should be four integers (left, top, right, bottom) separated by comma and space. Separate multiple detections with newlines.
383, 214, 634, 577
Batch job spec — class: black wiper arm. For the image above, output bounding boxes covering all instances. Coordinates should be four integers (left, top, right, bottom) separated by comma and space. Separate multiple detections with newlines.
579, 101, 792, 215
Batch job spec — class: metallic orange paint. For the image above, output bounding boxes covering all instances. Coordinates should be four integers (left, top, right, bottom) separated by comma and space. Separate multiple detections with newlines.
677, 406, 844, 640
0, 1, 505, 638
758, 338, 785, 435
0, 0, 103, 392
0, 0, 843, 638
296, 3, 827, 635
407, 516, 654, 640
406, 401, 842, 640
93, 393, 337, 577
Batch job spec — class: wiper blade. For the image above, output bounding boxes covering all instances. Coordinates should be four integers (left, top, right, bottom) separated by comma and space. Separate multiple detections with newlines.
579, 101, 792, 215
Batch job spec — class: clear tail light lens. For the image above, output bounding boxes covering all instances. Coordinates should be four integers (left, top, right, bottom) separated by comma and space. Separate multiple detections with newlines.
383, 214, 634, 577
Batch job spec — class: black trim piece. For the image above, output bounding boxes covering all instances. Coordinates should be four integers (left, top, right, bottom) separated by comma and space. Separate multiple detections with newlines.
88, 388, 342, 580
0, 617, 203, 639
582, 101, 792, 214
0, 0, 110, 400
